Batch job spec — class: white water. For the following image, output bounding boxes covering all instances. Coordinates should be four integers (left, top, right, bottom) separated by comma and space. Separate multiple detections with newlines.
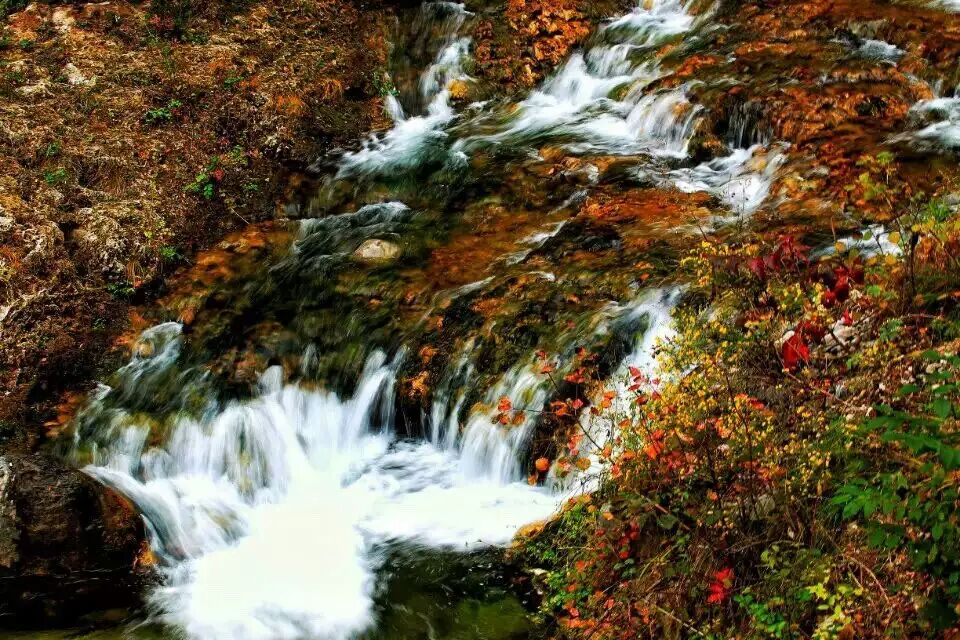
667, 144, 787, 217
895, 95, 960, 149
337, 2, 473, 178
854, 38, 904, 63
543, 287, 681, 489
85, 344, 560, 640
453, 0, 701, 157
812, 223, 904, 259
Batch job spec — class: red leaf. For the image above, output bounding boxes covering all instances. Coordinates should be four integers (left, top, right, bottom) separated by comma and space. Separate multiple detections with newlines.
747, 256, 767, 281
782, 333, 809, 371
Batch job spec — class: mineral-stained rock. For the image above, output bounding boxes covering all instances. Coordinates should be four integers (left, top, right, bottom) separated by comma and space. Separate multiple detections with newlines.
0, 454, 148, 625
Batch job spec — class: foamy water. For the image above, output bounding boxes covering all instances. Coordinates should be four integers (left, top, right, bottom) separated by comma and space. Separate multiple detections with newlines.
85, 347, 563, 640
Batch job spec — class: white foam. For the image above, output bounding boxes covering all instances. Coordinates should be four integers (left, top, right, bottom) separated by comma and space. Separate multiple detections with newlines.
667, 144, 787, 216
855, 38, 904, 62
894, 96, 960, 149
85, 345, 561, 640
337, 3, 473, 178
452, 0, 700, 157
812, 224, 903, 258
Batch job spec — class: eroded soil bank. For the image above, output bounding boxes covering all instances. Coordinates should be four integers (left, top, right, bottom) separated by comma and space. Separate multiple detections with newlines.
0, 0, 395, 450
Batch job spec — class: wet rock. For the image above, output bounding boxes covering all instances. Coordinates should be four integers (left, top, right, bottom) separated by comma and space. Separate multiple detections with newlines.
353, 238, 401, 263
0, 454, 148, 625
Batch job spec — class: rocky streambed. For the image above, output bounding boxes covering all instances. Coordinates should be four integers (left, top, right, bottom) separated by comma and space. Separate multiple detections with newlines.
3, 0, 960, 637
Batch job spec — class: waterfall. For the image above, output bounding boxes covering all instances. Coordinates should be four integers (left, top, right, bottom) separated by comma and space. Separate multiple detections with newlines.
83, 344, 561, 640
452, 0, 700, 157
666, 144, 787, 217
337, 2, 473, 178
69, 0, 791, 637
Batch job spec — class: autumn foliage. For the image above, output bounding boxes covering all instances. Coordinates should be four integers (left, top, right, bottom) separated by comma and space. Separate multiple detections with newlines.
511, 184, 960, 639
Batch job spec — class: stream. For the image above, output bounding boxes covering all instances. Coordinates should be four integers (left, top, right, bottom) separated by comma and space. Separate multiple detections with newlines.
19, 0, 960, 638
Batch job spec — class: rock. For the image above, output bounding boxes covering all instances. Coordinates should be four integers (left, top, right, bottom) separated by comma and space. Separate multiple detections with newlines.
72, 208, 129, 277
0, 454, 148, 625
22, 222, 64, 273
63, 62, 95, 88
0, 216, 13, 241
52, 7, 76, 33
15, 81, 51, 98
353, 238, 401, 263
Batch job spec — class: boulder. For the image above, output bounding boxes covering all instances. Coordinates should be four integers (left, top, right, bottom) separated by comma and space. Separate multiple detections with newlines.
0, 454, 148, 625
353, 238, 402, 263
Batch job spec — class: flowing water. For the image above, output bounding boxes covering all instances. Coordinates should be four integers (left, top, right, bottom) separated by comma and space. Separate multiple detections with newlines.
25, 0, 960, 638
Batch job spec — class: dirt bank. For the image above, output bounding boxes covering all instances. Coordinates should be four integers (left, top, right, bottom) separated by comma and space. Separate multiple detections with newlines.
0, 0, 395, 450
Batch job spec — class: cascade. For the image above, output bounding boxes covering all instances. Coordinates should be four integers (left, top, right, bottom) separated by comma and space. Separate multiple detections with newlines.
68, 0, 797, 637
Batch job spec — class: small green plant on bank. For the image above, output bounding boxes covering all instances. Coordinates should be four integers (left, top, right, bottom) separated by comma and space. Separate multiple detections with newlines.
370, 68, 396, 98
43, 168, 69, 185
105, 280, 135, 299
43, 141, 62, 158
228, 145, 247, 164
185, 157, 223, 200
832, 350, 960, 628
223, 74, 243, 90
159, 245, 182, 262
144, 99, 183, 125
734, 594, 789, 639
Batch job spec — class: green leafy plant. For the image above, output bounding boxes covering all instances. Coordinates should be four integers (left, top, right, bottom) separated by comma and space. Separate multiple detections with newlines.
43, 141, 62, 158
734, 594, 789, 639
105, 281, 135, 299
145, 99, 183, 124
43, 168, 69, 185
159, 245, 182, 262
185, 157, 223, 200
832, 349, 960, 628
